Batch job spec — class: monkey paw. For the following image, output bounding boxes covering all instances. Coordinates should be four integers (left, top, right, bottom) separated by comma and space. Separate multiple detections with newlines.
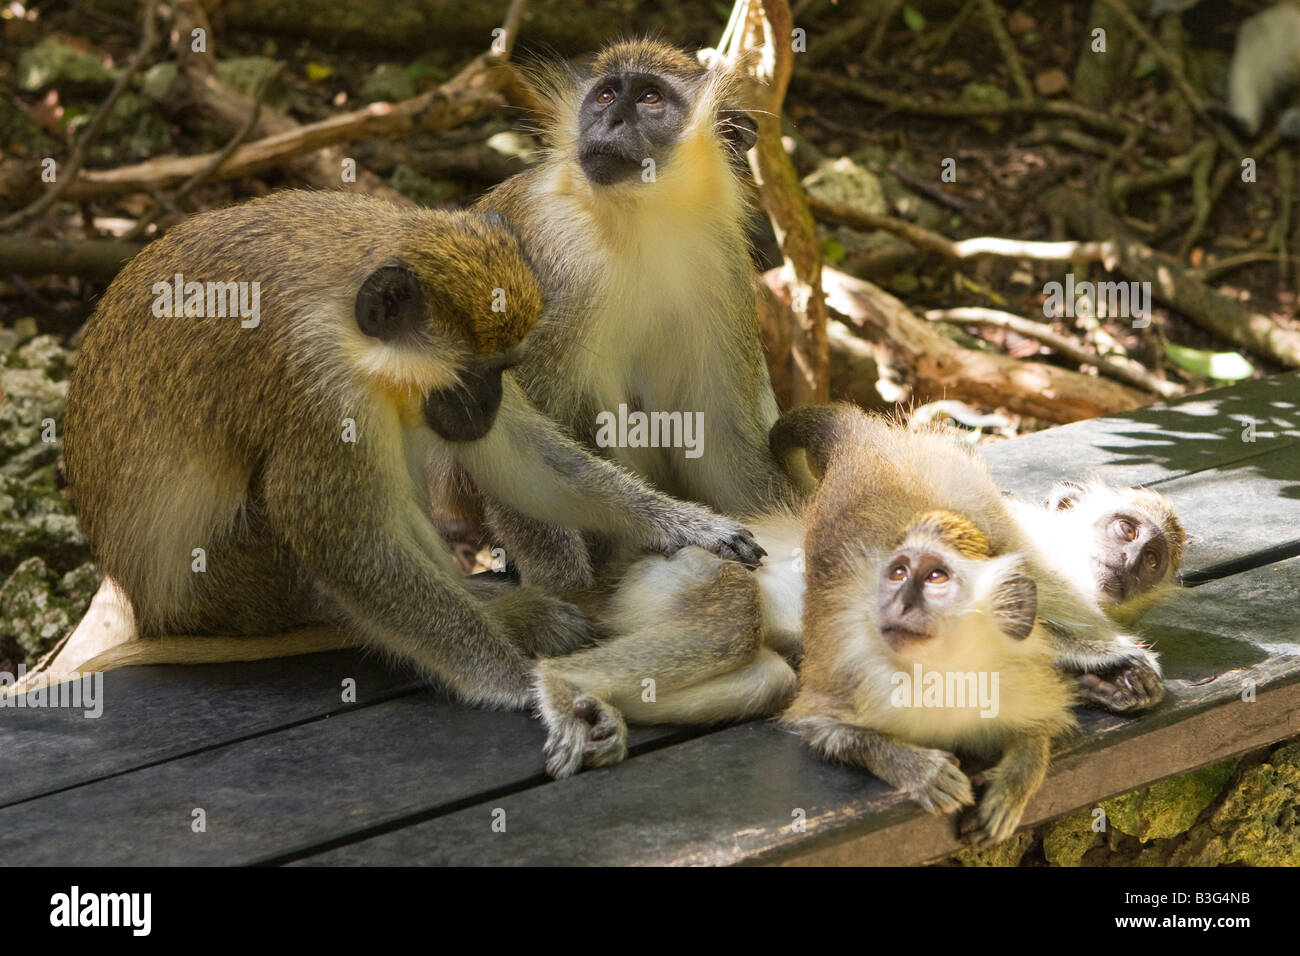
540, 695, 629, 779
492, 587, 594, 658
660, 509, 767, 568
959, 784, 1028, 848
903, 749, 974, 816
1075, 652, 1164, 714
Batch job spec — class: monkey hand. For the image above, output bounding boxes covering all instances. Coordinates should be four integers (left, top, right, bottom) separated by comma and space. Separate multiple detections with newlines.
896, 747, 975, 816
488, 587, 594, 658
652, 505, 767, 568
1073, 645, 1164, 714
534, 666, 628, 778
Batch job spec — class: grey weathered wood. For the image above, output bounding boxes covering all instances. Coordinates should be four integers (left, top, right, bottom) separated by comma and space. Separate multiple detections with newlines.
0, 687, 686, 865
4, 373, 1299, 866
294, 561, 1300, 866
0, 651, 418, 807
984, 370, 1300, 496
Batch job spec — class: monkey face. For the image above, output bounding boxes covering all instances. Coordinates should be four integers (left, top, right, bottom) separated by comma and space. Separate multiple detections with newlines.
1092, 511, 1171, 605
877, 544, 1037, 658
577, 72, 692, 185
878, 546, 965, 653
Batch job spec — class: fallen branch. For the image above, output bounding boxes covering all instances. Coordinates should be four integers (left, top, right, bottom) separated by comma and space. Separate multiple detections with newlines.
59, 53, 516, 201
808, 195, 1110, 263
0, 236, 145, 281
825, 268, 1150, 422
925, 306, 1185, 399
1049, 192, 1300, 368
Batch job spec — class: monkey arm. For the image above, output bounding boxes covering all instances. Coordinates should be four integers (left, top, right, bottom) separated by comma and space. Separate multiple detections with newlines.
450, 376, 766, 566
262, 448, 587, 708
782, 710, 975, 816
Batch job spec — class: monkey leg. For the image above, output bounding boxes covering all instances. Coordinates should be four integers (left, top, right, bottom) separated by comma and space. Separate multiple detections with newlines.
783, 712, 975, 816
959, 731, 1051, 848
265, 448, 589, 709
534, 549, 785, 778
481, 497, 597, 594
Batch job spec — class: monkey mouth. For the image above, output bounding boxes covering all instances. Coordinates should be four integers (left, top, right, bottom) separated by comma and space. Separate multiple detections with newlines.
422, 360, 508, 442
881, 627, 930, 652
579, 145, 644, 186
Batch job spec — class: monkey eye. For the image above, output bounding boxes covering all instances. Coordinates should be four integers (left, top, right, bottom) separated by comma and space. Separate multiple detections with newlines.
888, 564, 908, 582
596, 87, 616, 105
639, 88, 662, 104
1117, 518, 1137, 541
926, 568, 949, 584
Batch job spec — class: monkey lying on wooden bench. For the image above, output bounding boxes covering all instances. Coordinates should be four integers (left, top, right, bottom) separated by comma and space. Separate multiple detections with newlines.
535, 404, 1185, 844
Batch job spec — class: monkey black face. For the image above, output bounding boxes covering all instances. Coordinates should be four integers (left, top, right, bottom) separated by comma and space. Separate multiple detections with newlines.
1092, 511, 1171, 604
422, 356, 515, 442
578, 72, 693, 185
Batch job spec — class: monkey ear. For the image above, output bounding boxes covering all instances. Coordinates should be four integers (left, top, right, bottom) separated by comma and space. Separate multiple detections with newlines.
1045, 480, 1086, 512
990, 562, 1037, 641
355, 263, 425, 340
719, 110, 757, 155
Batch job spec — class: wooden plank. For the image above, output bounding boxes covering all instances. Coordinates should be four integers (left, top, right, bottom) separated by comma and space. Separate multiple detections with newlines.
0, 688, 686, 865
982, 370, 1300, 496
0, 650, 418, 807
292, 560, 1300, 866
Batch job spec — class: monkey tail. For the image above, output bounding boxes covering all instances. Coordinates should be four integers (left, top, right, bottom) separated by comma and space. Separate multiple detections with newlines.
768, 402, 869, 479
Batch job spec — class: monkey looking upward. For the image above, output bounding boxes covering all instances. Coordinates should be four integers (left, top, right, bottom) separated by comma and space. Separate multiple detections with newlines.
474, 39, 799, 593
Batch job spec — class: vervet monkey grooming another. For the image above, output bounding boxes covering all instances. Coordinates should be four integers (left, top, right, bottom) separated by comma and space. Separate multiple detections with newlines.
535, 405, 1169, 806
62, 190, 770, 706
473, 38, 798, 593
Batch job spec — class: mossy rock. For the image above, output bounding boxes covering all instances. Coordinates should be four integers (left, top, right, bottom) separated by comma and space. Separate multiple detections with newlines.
389, 165, 460, 207
1101, 757, 1239, 842
1042, 806, 1104, 867
802, 157, 887, 218
0, 556, 93, 663
952, 830, 1035, 867
1171, 742, 1300, 866
17, 36, 120, 93
359, 63, 416, 103
215, 57, 293, 113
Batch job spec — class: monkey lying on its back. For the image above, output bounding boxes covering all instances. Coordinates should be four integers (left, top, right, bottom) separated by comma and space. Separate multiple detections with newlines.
777, 407, 1077, 845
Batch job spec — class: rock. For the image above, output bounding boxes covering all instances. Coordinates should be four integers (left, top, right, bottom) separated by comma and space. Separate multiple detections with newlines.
1034, 69, 1070, 97
359, 63, 417, 103
801, 157, 887, 217
17, 334, 70, 377
215, 57, 292, 112
137, 62, 180, 104
0, 556, 75, 663
17, 35, 120, 93
1170, 742, 1300, 865
12, 317, 39, 345
1101, 757, 1238, 842
97, 90, 173, 161
952, 830, 1035, 866
1042, 807, 1104, 866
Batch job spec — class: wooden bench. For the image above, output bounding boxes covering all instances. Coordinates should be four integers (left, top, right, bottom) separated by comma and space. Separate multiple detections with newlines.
3, 373, 1298, 866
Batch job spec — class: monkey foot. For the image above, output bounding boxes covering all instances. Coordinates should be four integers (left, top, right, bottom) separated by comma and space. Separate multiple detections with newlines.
1075, 657, 1164, 714
958, 788, 1027, 848
540, 694, 628, 779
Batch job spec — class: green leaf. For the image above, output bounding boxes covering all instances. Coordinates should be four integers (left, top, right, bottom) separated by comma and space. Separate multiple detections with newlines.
821, 238, 847, 264
305, 61, 334, 82
902, 5, 926, 32
1163, 343, 1254, 381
